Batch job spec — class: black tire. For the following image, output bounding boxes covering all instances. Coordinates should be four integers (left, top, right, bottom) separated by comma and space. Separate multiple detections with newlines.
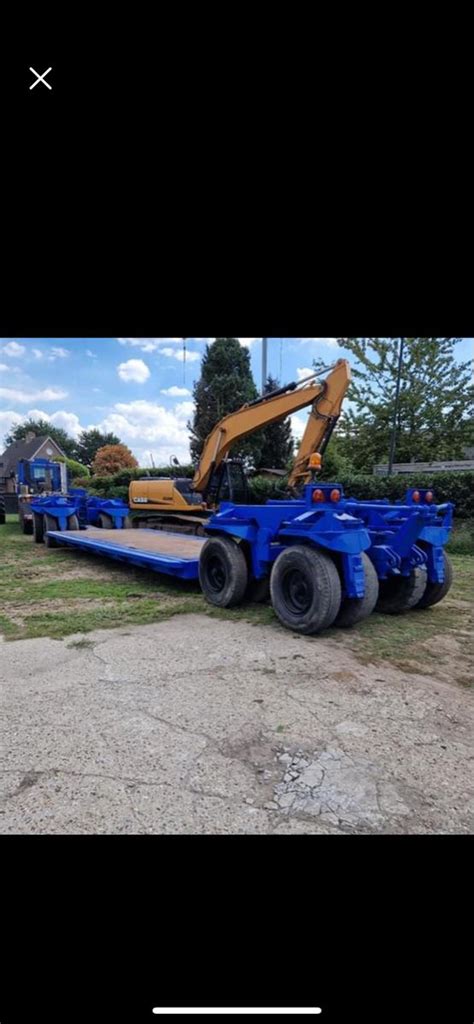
20, 512, 33, 535
44, 513, 59, 547
0, 496, 5, 525
33, 512, 45, 543
270, 545, 342, 635
199, 536, 248, 607
98, 513, 113, 529
246, 576, 271, 603
124, 516, 135, 529
415, 551, 453, 610
334, 552, 379, 628
67, 514, 80, 531
376, 566, 427, 615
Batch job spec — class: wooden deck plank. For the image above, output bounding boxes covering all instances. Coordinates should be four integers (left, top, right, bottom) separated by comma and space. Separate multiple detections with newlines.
57, 528, 205, 561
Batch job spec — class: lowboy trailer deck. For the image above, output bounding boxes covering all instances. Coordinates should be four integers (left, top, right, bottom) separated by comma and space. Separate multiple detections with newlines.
45, 527, 203, 579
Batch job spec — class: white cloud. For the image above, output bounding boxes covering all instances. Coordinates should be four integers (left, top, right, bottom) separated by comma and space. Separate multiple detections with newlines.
24, 409, 83, 439
86, 349, 97, 358
1, 341, 26, 357
158, 347, 200, 363
175, 349, 200, 363
117, 358, 151, 383
290, 412, 308, 441
50, 346, 69, 358
95, 399, 192, 464
92, 387, 102, 393
296, 367, 314, 381
237, 338, 259, 348
300, 338, 339, 348
161, 386, 191, 397
117, 338, 184, 353
0, 363, 8, 373
0, 386, 68, 403
32, 348, 43, 359
0, 407, 83, 447
0, 410, 24, 444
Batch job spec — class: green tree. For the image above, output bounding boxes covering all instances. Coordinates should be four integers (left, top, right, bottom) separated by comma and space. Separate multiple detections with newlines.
331, 338, 474, 471
253, 375, 294, 469
53, 455, 90, 479
188, 338, 262, 466
75, 428, 120, 468
3, 418, 79, 459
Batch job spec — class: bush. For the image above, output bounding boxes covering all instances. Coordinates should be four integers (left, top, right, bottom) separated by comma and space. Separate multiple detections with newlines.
247, 476, 289, 503
85, 464, 196, 498
72, 476, 93, 490
54, 456, 90, 479
446, 520, 474, 555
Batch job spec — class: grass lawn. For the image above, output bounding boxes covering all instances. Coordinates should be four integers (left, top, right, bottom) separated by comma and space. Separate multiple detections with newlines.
1, 514, 472, 686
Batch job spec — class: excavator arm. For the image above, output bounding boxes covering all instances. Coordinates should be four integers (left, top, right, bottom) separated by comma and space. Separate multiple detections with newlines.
287, 359, 351, 491
193, 359, 351, 497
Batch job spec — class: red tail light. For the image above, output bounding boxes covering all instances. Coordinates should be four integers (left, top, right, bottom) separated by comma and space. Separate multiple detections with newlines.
330, 489, 341, 502
425, 490, 434, 503
412, 490, 420, 503
312, 489, 325, 502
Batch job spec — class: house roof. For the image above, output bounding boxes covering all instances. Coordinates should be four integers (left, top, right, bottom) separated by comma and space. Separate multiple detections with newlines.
0, 436, 65, 476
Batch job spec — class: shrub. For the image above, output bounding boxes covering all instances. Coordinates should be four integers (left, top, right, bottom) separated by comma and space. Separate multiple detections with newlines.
54, 456, 90, 479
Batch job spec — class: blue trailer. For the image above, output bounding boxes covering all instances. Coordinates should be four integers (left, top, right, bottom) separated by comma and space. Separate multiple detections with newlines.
35, 480, 454, 635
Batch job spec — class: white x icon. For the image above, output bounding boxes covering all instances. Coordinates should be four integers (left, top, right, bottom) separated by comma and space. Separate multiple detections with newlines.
29, 67, 52, 91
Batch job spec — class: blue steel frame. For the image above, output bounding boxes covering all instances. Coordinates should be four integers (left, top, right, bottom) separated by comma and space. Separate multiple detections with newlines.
86, 497, 130, 528
45, 529, 201, 579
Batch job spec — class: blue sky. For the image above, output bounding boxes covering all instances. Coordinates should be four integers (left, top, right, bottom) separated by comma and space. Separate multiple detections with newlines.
1, 338, 473, 465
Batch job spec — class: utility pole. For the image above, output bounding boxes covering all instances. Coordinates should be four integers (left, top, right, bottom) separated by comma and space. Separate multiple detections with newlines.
388, 337, 405, 475
261, 337, 268, 394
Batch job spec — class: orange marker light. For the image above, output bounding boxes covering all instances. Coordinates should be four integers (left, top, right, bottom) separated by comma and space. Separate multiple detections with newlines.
412, 490, 420, 503
309, 453, 322, 469
312, 488, 325, 502
425, 491, 434, 503
330, 489, 341, 502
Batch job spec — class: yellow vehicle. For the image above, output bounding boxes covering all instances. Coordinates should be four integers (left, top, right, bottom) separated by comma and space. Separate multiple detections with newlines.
128, 359, 351, 531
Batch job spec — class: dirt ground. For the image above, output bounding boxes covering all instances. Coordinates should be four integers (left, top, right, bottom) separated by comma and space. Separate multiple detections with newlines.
1, 613, 473, 834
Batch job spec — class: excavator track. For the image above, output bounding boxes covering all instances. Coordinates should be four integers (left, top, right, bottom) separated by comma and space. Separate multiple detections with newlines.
131, 514, 210, 537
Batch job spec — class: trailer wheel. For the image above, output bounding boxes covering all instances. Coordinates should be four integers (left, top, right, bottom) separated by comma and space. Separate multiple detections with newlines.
376, 566, 427, 615
334, 553, 379, 628
44, 513, 59, 547
98, 513, 113, 529
199, 536, 248, 607
33, 512, 45, 543
415, 552, 453, 610
270, 545, 341, 635
20, 512, 33, 535
68, 514, 80, 531
246, 576, 271, 603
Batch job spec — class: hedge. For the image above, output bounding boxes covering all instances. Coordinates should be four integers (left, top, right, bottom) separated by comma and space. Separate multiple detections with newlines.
249, 471, 474, 519
82, 467, 474, 520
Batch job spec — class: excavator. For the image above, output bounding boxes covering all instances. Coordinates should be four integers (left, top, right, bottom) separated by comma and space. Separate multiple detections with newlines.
127, 359, 351, 531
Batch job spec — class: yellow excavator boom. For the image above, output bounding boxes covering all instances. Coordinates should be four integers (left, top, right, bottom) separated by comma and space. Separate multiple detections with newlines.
287, 359, 351, 490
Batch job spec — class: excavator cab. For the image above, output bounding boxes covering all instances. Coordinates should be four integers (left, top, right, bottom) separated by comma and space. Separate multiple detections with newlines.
206, 459, 248, 506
